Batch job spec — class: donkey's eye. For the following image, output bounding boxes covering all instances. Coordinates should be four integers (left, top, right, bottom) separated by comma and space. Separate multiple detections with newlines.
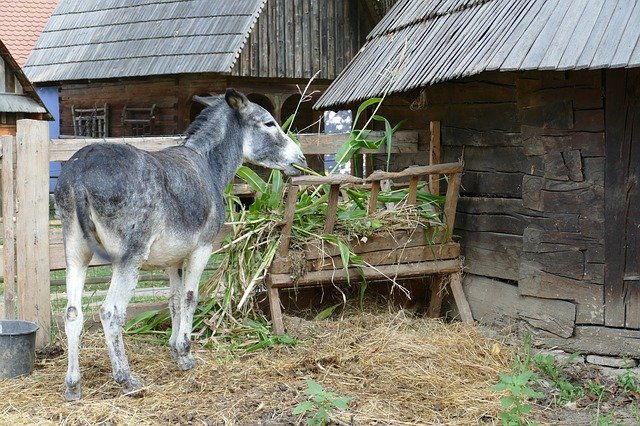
264, 121, 277, 128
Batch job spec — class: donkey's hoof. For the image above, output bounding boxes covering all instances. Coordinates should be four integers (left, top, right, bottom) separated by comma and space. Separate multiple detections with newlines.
122, 376, 144, 397
177, 354, 196, 371
64, 384, 82, 402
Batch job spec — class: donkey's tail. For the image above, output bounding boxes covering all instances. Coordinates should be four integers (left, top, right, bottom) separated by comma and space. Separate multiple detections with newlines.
75, 188, 112, 263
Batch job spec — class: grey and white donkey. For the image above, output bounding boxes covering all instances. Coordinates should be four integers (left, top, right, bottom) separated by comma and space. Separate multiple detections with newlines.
55, 89, 306, 401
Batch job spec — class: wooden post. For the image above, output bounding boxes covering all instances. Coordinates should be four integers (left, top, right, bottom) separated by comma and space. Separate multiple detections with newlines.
443, 170, 462, 242
1, 136, 17, 319
324, 184, 340, 233
368, 180, 380, 215
407, 176, 419, 205
277, 185, 299, 257
15, 120, 51, 347
429, 121, 441, 195
449, 272, 473, 324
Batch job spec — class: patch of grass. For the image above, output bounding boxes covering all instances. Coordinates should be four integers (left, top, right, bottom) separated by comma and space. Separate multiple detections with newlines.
617, 369, 639, 394
533, 352, 584, 404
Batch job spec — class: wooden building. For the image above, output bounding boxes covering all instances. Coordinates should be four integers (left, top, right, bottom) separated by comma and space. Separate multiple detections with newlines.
0, 39, 51, 136
23, 0, 378, 139
317, 0, 640, 356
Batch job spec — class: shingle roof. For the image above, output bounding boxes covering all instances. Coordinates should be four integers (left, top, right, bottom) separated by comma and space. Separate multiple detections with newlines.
0, 0, 59, 66
316, 0, 640, 108
0, 39, 51, 117
23, 0, 266, 83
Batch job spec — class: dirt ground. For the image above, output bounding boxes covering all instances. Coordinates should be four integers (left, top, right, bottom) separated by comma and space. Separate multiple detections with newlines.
1, 306, 639, 425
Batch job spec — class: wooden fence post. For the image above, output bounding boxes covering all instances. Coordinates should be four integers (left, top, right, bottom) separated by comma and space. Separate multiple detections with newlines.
2, 135, 17, 319
15, 119, 51, 347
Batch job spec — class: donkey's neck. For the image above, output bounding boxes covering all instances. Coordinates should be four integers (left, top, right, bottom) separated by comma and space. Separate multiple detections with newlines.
183, 110, 244, 192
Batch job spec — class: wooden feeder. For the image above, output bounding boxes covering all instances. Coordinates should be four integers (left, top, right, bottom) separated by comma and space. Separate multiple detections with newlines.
266, 162, 473, 334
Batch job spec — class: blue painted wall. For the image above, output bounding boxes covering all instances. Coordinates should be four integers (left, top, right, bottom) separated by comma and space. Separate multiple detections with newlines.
36, 86, 61, 192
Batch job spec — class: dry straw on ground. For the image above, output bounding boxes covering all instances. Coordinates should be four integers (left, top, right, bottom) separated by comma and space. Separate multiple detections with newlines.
1, 309, 510, 425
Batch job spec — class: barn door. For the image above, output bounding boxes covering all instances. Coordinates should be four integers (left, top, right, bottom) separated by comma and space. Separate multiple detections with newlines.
604, 69, 640, 328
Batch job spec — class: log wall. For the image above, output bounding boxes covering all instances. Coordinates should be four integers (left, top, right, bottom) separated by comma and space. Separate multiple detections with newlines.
373, 70, 633, 355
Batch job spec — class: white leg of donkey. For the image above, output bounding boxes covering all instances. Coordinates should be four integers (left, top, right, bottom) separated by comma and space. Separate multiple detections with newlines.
171, 244, 213, 370
99, 260, 143, 395
167, 265, 183, 362
63, 223, 93, 401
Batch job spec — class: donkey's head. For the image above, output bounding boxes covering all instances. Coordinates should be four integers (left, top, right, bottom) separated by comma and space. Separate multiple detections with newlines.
220, 89, 307, 176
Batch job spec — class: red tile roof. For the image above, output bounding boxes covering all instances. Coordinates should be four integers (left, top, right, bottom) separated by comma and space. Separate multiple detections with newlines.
0, 0, 58, 66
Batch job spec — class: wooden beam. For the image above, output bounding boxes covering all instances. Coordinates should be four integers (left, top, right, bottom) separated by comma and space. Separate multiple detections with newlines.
1, 135, 16, 319
15, 120, 51, 347
269, 259, 460, 288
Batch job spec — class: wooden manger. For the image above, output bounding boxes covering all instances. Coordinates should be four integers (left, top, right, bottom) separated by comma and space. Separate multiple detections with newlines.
266, 162, 473, 334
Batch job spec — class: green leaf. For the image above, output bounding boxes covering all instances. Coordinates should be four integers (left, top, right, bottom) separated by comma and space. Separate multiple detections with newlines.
337, 240, 352, 284
236, 166, 268, 193
306, 379, 324, 396
500, 396, 516, 409
268, 169, 284, 209
282, 113, 295, 133
332, 396, 351, 409
314, 303, 341, 321
292, 401, 314, 415
353, 97, 382, 128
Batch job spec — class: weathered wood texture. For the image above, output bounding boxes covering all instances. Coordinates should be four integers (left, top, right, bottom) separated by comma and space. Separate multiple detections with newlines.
375, 70, 610, 346
14, 120, 51, 347
604, 68, 640, 329
1, 135, 16, 318
232, 0, 372, 79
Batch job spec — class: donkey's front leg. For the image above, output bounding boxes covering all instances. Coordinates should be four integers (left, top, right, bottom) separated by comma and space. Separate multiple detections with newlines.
100, 261, 142, 395
174, 245, 213, 370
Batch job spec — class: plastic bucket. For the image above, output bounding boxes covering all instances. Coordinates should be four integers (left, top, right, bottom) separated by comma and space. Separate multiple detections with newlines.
0, 320, 39, 379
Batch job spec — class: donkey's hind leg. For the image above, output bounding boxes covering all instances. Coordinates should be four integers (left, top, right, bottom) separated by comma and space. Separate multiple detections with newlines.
100, 259, 143, 396
167, 266, 183, 362
63, 223, 93, 401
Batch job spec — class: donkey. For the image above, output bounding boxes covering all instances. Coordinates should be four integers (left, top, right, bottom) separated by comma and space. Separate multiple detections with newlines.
54, 89, 306, 401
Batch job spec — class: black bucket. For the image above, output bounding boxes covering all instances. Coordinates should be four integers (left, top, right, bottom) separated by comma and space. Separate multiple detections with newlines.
0, 320, 39, 379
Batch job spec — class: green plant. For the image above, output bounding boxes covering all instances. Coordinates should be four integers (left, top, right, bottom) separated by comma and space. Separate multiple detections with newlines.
492, 370, 543, 426
492, 334, 543, 426
617, 369, 639, 394
292, 379, 351, 426
533, 352, 584, 404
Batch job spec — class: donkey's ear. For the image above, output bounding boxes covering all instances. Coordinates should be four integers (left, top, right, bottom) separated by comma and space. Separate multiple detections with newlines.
225, 89, 249, 113
193, 94, 217, 106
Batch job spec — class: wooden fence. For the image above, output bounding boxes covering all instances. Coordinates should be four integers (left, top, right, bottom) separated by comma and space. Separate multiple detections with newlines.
0, 119, 423, 348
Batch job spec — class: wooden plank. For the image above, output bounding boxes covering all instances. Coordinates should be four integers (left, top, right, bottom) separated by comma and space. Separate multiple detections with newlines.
541, 325, 640, 358
443, 170, 462, 241
297, 130, 419, 155
519, 261, 603, 324
429, 121, 441, 194
291, 174, 363, 186
269, 259, 460, 288
324, 184, 340, 233
367, 180, 380, 215
50, 136, 183, 161
464, 274, 576, 338
604, 68, 637, 327
449, 272, 473, 324
270, 242, 460, 274
277, 185, 299, 257
302, 230, 448, 261
367, 162, 463, 181
457, 230, 521, 281
15, 120, 51, 347
1, 135, 16, 318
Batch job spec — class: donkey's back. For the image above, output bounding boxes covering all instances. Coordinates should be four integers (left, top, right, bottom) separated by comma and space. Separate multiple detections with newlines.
55, 142, 223, 268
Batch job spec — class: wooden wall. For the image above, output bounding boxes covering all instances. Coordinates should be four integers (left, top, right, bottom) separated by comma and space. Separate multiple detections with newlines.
232, 0, 374, 79
56, 75, 333, 137
371, 70, 640, 356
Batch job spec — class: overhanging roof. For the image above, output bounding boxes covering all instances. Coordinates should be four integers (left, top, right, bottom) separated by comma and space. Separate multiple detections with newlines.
23, 0, 266, 83
316, 0, 640, 108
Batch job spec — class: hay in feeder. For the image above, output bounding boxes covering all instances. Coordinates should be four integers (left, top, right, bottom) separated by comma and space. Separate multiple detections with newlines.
0, 307, 510, 425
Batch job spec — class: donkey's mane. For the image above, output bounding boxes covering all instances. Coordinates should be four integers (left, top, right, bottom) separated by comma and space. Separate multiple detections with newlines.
184, 96, 227, 140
